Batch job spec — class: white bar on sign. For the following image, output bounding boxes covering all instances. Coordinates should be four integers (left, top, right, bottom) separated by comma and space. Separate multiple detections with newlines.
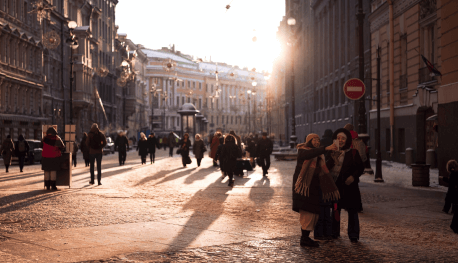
347, 86, 362, 92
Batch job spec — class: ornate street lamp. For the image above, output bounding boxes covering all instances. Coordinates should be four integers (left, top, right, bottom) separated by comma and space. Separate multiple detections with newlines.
287, 17, 298, 148
66, 21, 79, 125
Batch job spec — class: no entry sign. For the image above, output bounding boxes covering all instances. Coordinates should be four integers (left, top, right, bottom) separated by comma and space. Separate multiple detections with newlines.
343, 78, 366, 100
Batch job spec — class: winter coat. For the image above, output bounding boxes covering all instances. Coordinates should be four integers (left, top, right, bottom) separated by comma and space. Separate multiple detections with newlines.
326, 128, 365, 210
246, 138, 257, 157
162, 136, 168, 146
1, 138, 14, 166
256, 138, 273, 157
147, 136, 160, 153
193, 140, 206, 159
168, 133, 176, 147
210, 136, 220, 159
86, 127, 107, 155
178, 138, 191, 157
221, 141, 242, 175
80, 135, 90, 160
115, 135, 129, 152
41, 133, 65, 171
15, 136, 30, 157
292, 145, 327, 214
72, 141, 78, 156
444, 171, 458, 204
137, 138, 148, 157
229, 132, 242, 149
215, 137, 225, 170
321, 129, 333, 148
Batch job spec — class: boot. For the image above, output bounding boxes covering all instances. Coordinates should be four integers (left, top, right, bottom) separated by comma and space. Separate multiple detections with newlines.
45, 180, 51, 190
300, 229, 319, 247
51, 181, 58, 190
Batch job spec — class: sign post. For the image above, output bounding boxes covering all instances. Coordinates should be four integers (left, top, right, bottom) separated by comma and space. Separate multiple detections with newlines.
343, 78, 366, 100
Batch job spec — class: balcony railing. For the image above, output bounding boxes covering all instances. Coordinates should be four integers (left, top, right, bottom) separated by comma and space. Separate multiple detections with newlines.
419, 66, 437, 84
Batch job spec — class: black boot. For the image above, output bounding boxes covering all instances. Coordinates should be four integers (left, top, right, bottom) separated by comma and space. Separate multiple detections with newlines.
5, 166, 8, 173
45, 180, 51, 190
300, 229, 319, 247
51, 181, 58, 190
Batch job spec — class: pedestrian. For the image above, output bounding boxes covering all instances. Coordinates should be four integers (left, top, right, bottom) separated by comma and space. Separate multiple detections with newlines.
162, 135, 168, 152
220, 134, 241, 187
292, 133, 339, 247
442, 160, 458, 233
1, 135, 14, 173
193, 134, 206, 167
147, 133, 161, 164
326, 128, 365, 242
86, 123, 107, 185
441, 160, 458, 215
41, 127, 65, 190
137, 132, 148, 165
256, 132, 273, 177
15, 135, 29, 172
80, 133, 90, 167
321, 129, 334, 148
177, 133, 192, 167
210, 132, 222, 166
214, 136, 226, 177
246, 134, 256, 166
229, 130, 242, 150
168, 131, 176, 157
72, 139, 78, 167
115, 131, 129, 166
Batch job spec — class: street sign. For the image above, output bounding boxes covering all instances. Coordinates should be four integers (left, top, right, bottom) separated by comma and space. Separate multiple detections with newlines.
343, 78, 366, 100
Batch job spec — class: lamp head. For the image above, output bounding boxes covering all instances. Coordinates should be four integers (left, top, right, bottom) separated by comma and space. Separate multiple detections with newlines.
252, 81, 257, 87
287, 18, 296, 26
68, 21, 77, 30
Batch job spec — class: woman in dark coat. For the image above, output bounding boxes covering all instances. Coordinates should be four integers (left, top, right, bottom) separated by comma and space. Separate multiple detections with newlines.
214, 136, 226, 177
1, 135, 15, 173
210, 132, 222, 166
221, 134, 241, 187
292, 134, 339, 247
442, 160, 458, 233
178, 133, 192, 167
147, 133, 161, 164
326, 128, 365, 242
42, 127, 65, 190
80, 133, 90, 167
15, 135, 30, 172
193, 134, 206, 167
137, 132, 148, 165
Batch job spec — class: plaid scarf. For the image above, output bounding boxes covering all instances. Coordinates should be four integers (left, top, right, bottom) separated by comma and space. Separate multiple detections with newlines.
294, 145, 340, 202
329, 149, 352, 182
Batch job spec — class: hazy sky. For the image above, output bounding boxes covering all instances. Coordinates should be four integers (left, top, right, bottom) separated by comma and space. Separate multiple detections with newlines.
116, 0, 285, 73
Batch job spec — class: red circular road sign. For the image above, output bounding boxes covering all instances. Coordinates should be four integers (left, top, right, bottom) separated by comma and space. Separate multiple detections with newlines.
343, 78, 366, 100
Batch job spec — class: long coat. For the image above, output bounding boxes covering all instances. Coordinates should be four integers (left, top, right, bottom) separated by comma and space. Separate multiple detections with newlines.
1, 139, 14, 166
210, 136, 220, 158
41, 135, 65, 171
178, 138, 191, 157
256, 138, 273, 157
147, 136, 160, 154
137, 138, 148, 157
444, 171, 458, 204
193, 140, 206, 159
326, 149, 365, 210
221, 142, 241, 175
80, 136, 90, 160
292, 146, 327, 214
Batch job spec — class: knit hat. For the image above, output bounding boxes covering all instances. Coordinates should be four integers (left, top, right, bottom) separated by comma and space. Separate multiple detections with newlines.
447, 160, 458, 173
305, 133, 320, 144
350, 130, 358, 139
344, 123, 354, 131
332, 128, 352, 150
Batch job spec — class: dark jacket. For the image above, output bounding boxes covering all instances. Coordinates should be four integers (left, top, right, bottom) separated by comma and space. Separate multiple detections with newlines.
193, 139, 206, 159
15, 135, 30, 157
86, 127, 107, 155
326, 128, 365, 210
292, 144, 327, 214
246, 138, 257, 157
1, 138, 14, 166
256, 137, 273, 157
147, 135, 160, 153
115, 135, 129, 152
444, 171, 458, 204
137, 138, 148, 157
221, 137, 242, 175
168, 133, 176, 147
321, 129, 333, 148
210, 136, 220, 159
178, 138, 191, 156
80, 134, 90, 160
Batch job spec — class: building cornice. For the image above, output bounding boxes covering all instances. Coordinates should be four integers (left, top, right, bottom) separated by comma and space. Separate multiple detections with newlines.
369, 0, 421, 32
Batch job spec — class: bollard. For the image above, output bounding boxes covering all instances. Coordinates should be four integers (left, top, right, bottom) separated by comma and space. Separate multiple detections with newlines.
412, 164, 430, 187
426, 149, 436, 169
405, 148, 413, 167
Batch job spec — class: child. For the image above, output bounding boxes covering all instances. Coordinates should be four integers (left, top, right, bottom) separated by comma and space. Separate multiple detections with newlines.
441, 160, 458, 234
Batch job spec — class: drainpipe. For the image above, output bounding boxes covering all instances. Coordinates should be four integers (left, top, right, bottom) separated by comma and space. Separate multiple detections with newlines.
388, 0, 394, 158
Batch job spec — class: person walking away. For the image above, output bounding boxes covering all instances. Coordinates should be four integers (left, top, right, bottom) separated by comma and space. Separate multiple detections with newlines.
326, 128, 365, 242
86, 123, 107, 185
177, 133, 192, 167
256, 132, 274, 177
229, 130, 242, 150
321, 129, 334, 148
81, 133, 90, 167
293, 133, 339, 247
168, 131, 175, 157
72, 139, 78, 167
214, 136, 225, 177
246, 134, 257, 167
193, 134, 206, 167
162, 135, 168, 152
1, 135, 14, 173
210, 132, 222, 166
137, 132, 148, 165
15, 135, 29, 172
221, 134, 241, 187
147, 133, 161, 164
115, 131, 129, 166
441, 160, 458, 216
42, 127, 65, 190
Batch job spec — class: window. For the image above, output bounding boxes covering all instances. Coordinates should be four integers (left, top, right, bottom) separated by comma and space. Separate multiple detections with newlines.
199, 83, 202, 90
217, 116, 219, 125
176, 96, 179, 106
211, 116, 214, 124
199, 98, 202, 109
231, 116, 233, 124
177, 117, 179, 126
182, 97, 185, 105
187, 81, 190, 88
211, 85, 213, 93
206, 84, 209, 92
193, 82, 196, 89
386, 128, 391, 152
398, 128, 405, 153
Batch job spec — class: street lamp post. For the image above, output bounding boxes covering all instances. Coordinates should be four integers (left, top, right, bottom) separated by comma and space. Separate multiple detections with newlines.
287, 17, 298, 148
375, 46, 384, 182
357, 0, 367, 134
66, 21, 78, 125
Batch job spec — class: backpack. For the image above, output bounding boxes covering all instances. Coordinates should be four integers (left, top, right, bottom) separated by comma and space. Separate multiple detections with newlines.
18, 141, 26, 153
90, 132, 104, 150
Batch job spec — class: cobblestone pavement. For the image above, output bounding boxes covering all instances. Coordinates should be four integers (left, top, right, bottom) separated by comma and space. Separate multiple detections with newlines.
1, 149, 458, 262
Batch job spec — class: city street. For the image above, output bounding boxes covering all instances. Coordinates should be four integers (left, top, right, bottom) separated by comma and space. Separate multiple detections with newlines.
1, 150, 457, 262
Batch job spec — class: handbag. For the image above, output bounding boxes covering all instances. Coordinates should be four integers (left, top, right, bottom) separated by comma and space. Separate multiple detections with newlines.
176, 148, 182, 155
186, 156, 192, 164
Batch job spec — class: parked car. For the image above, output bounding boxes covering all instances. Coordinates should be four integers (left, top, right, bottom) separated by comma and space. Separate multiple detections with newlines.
103, 137, 115, 154
11, 139, 43, 165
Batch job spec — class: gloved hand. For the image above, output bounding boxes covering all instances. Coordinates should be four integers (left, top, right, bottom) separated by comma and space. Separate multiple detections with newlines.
345, 176, 354, 185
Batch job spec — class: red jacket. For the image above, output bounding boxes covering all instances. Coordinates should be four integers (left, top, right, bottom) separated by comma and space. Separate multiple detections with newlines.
42, 135, 64, 158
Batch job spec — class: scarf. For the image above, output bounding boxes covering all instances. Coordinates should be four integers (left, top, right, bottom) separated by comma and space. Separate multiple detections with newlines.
329, 149, 350, 182
294, 145, 340, 202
